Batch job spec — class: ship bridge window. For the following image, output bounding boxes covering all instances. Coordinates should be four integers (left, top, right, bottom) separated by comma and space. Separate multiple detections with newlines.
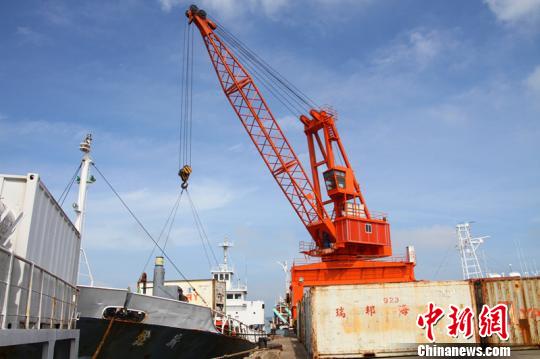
214, 274, 218, 280
234, 294, 241, 299
225, 274, 229, 281
219, 274, 224, 280
365, 223, 372, 233
227, 294, 233, 299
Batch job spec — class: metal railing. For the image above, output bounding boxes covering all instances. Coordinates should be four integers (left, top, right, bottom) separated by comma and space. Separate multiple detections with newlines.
293, 250, 411, 264
0, 246, 78, 330
211, 309, 266, 343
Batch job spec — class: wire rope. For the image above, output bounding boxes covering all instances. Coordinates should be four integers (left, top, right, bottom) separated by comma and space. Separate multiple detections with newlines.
91, 163, 208, 306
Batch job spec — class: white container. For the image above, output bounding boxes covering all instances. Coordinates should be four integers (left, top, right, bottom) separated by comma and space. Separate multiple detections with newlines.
300, 281, 475, 358
0, 173, 80, 285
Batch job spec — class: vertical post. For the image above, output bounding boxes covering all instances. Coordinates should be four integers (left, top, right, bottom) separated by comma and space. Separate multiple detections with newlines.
68, 287, 76, 329
1, 251, 14, 329
59, 281, 65, 328
37, 270, 44, 328
25, 262, 35, 329
50, 277, 57, 328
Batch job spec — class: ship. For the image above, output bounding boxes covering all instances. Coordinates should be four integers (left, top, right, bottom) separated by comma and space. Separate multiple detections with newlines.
139, 241, 266, 332
211, 241, 265, 331
77, 263, 260, 358
70, 135, 265, 358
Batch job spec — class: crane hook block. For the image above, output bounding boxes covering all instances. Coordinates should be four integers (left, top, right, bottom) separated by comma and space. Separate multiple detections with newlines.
179, 165, 192, 188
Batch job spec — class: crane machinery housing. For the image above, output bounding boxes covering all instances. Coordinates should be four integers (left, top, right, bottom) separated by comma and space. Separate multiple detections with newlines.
185, 5, 415, 318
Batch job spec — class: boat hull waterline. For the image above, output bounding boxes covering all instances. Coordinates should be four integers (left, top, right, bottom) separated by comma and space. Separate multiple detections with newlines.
77, 285, 257, 358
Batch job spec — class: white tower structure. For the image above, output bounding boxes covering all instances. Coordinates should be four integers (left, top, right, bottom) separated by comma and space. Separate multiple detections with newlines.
75, 134, 95, 286
211, 240, 265, 329
456, 222, 489, 279
74, 134, 93, 232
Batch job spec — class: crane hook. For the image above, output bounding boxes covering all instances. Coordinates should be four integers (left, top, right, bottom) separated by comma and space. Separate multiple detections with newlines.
179, 165, 192, 189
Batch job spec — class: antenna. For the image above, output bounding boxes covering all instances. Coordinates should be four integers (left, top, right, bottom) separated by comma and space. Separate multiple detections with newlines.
219, 239, 233, 267
456, 222, 489, 279
277, 261, 288, 294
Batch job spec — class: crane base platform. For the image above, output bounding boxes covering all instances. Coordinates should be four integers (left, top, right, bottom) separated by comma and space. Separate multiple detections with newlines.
290, 259, 415, 318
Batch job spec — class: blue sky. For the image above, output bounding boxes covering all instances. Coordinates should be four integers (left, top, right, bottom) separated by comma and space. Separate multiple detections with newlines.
1, 0, 539, 315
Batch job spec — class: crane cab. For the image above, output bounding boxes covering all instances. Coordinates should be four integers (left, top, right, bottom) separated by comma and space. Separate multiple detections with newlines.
323, 167, 356, 198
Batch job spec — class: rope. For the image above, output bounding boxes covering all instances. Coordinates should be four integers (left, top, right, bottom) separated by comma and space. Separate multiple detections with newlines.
91, 163, 208, 306
141, 189, 184, 273
186, 189, 219, 267
91, 316, 115, 359
58, 162, 82, 206
162, 188, 182, 251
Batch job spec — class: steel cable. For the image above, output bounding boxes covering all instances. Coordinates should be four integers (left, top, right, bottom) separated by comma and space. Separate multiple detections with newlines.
59, 162, 82, 206
215, 28, 306, 115
214, 20, 318, 109
91, 163, 208, 306
186, 189, 219, 267
141, 189, 184, 273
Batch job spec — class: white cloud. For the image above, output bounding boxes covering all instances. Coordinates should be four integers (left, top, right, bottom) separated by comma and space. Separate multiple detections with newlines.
426, 104, 469, 126
393, 225, 456, 250
484, 0, 540, 23
0, 116, 85, 140
373, 29, 450, 69
525, 65, 540, 92
227, 143, 244, 152
16, 26, 48, 46
277, 115, 303, 132
78, 177, 252, 249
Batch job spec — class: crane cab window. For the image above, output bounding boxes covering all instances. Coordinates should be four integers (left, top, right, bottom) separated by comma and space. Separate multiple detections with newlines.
365, 223, 372, 233
324, 170, 346, 191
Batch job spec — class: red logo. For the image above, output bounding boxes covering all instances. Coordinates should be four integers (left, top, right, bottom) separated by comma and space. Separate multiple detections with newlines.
447, 305, 474, 339
478, 304, 509, 340
417, 303, 510, 342
416, 302, 445, 342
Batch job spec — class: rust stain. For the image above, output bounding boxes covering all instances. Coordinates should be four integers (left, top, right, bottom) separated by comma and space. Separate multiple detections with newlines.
342, 305, 361, 334
132, 329, 151, 346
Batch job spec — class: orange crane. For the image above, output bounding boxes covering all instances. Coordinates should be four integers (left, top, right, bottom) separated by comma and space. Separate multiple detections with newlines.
186, 5, 415, 318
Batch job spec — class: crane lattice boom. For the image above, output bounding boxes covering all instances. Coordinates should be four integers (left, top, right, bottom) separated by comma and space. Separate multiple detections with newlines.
187, 5, 392, 259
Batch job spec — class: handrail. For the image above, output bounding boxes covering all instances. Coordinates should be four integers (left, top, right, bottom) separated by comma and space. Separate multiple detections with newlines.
0, 245, 78, 330
210, 308, 266, 343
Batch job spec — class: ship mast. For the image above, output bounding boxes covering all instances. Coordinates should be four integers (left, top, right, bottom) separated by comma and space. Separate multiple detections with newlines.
74, 133, 95, 286
220, 240, 232, 270
75, 134, 93, 233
